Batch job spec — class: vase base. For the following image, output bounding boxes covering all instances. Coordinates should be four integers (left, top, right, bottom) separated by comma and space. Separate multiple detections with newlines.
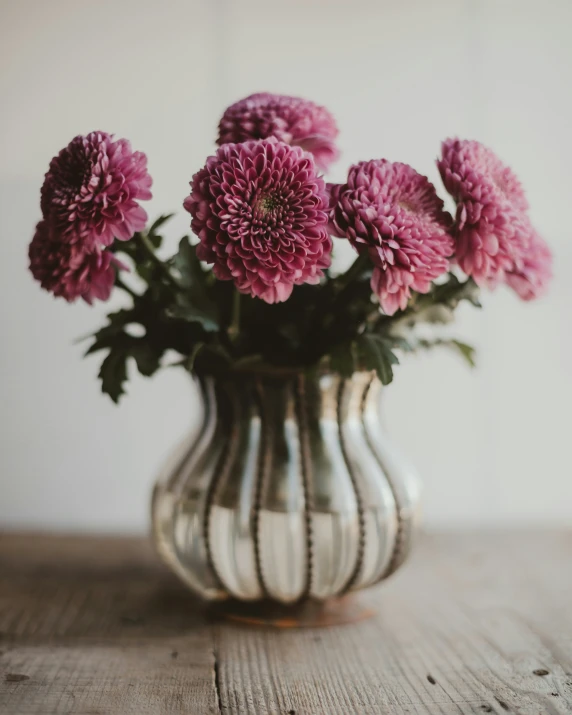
209, 595, 375, 628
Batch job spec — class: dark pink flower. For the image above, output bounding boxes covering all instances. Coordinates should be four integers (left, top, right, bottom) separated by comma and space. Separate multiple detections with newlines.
217, 93, 339, 172
29, 220, 120, 304
330, 160, 453, 315
438, 138, 532, 286
506, 231, 553, 301
184, 139, 331, 303
40, 131, 152, 249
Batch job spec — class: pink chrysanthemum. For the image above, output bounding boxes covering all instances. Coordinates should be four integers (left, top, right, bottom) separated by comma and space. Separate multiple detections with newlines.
217, 93, 339, 172
330, 160, 454, 315
29, 220, 120, 304
438, 138, 532, 286
40, 131, 152, 249
506, 231, 553, 301
183, 139, 332, 303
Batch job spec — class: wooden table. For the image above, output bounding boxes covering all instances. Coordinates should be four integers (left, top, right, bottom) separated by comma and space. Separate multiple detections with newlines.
0, 532, 571, 714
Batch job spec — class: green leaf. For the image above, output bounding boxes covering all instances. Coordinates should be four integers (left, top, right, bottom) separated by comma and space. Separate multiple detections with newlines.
356, 334, 399, 385
191, 343, 233, 374
167, 295, 219, 332
83, 309, 140, 355
328, 341, 356, 377
416, 305, 455, 324
386, 335, 415, 353
416, 338, 477, 368
130, 342, 162, 377
432, 274, 482, 309
183, 342, 206, 372
168, 236, 219, 331
147, 213, 174, 249
148, 213, 174, 235
448, 340, 477, 367
99, 348, 128, 403
173, 236, 203, 289
135, 261, 156, 284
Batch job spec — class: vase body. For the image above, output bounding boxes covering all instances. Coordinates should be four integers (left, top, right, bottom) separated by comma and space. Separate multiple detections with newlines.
152, 370, 421, 604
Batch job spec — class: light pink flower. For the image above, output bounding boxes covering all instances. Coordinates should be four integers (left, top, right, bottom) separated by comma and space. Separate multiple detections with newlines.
40, 131, 152, 249
29, 220, 120, 304
184, 139, 331, 303
438, 138, 533, 286
330, 160, 453, 315
217, 93, 339, 172
506, 231, 553, 301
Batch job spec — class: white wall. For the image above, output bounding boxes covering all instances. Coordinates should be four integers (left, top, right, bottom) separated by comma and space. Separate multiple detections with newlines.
1, 0, 571, 532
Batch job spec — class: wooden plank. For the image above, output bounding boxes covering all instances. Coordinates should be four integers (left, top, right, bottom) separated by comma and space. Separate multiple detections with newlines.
1, 532, 572, 714
0, 534, 218, 715
0, 643, 217, 715
214, 532, 572, 715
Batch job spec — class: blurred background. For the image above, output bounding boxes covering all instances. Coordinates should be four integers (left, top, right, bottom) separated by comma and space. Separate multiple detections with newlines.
1, 0, 570, 533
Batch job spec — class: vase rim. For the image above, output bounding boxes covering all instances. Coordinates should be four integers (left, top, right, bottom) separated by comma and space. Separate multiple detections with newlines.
193, 365, 378, 382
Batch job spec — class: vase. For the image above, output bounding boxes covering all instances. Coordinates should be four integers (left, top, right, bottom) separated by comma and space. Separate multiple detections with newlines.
151, 370, 421, 610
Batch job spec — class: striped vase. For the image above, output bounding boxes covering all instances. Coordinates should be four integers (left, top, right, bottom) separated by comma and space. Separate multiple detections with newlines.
152, 370, 421, 605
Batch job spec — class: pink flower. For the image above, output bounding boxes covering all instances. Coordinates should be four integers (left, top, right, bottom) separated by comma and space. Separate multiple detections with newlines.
29, 220, 120, 304
217, 93, 339, 172
40, 131, 152, 249
184, 139, 332, 303
330, 160, 453, 315
506, 231, 553, 301
438, 138, 532, 286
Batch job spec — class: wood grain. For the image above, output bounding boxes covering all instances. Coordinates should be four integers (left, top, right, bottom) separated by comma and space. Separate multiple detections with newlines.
1, 532, 571, 714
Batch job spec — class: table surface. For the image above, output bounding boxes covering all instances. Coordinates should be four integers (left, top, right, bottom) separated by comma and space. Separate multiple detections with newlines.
0, 532, 571, 715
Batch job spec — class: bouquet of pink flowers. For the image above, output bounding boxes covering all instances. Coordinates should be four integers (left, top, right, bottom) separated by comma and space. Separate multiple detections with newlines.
29, 93, 552, 401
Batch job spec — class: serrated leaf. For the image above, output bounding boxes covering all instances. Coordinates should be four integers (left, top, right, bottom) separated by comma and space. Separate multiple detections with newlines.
328, 341, 356, 377
148, 213, 174, 235
173, 236, 203, 289
135, 261, 155, 283
147, 213, 174, 249
83, 309, 141, 355
357, 334, 399, 385
170, 236, 219, 330
99, 348, 128, 403
130, 342, 162, 377
167, 297, 218, 332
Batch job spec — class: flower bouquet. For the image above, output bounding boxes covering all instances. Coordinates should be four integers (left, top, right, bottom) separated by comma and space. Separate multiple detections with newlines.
29, 93, 552, 608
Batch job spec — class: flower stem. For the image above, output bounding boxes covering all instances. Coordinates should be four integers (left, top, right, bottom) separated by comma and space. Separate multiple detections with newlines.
228, 290, 241, 341
333, 252, 371, 295
138, 232, 179, 288
305, 252, 371, 357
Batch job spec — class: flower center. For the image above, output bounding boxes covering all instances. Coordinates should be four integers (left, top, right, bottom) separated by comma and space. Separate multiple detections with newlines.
254, 192, 282, 217
398, 198, 417, 213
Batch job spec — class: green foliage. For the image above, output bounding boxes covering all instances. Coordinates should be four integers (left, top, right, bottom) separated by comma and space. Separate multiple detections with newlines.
167, 237, 219, 331
449, 340, 476, 367
415, 338, 477, 368
427, 274, 481, 310
98, 347, 129, 403
328, 334, 399, 385
356, 334, 399, 385
84, 215, 481, 402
